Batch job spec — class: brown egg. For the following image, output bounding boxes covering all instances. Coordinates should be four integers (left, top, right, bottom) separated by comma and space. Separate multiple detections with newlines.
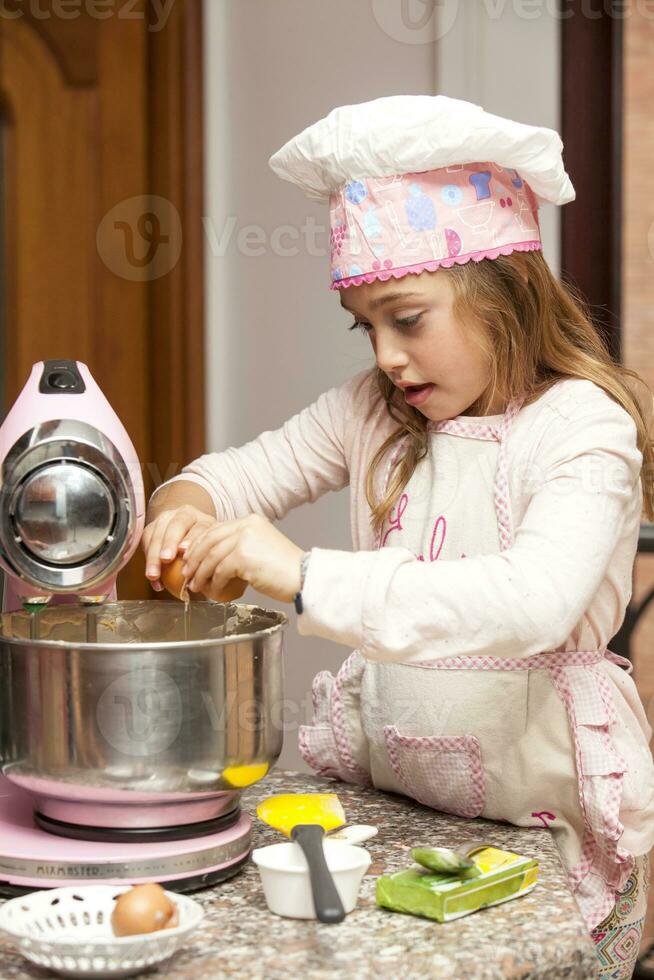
111, 883, 178, 936
160, 556, 193, 601
160, 555, 248, 603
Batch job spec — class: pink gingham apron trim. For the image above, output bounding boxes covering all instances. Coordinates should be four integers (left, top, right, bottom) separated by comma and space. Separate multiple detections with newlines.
299, 659, 371, 785
298, 724, 342, 779
378, 395, 635, 931
605, 650, 634, 674
330, 652, 373, 787
429, 419, 501, 440
410, 650, 605, 670
549, 665, 634, 927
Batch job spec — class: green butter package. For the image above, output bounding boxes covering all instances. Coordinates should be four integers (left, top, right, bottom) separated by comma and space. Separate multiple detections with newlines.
376, 846, 539, 923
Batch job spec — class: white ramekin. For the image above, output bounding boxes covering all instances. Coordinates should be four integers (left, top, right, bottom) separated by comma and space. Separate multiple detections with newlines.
251, 839, 371, 919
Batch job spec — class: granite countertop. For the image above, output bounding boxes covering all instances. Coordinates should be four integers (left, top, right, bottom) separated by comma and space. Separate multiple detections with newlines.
0, 770, 598, 980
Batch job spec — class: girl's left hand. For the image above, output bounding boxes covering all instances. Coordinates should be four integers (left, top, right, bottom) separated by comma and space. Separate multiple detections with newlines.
180, 513, 305, 604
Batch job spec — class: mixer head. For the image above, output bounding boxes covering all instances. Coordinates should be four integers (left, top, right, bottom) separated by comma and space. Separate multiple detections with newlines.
0, 361, 145, 604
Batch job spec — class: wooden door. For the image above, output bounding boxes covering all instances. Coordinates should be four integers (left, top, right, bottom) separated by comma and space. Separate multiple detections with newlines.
560, 3, 622, 360
0, 0, 205, 599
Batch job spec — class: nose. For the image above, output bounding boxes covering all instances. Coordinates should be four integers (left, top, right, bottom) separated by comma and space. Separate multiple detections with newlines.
373, 328, 409, 375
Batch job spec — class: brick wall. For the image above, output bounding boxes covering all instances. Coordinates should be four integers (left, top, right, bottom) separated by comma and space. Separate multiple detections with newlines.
622, 8, 654, 953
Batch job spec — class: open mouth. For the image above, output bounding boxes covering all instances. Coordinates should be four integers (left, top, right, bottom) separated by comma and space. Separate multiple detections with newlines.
403, 383, 435, 405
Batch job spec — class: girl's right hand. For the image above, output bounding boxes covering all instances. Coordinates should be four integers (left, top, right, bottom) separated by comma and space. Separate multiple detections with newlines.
142, 505, 216, 590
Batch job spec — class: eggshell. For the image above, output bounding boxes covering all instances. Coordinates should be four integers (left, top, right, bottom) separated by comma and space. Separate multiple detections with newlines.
160, 557, 192, 601
160, 555, 248, 603
111, 883, 178, 937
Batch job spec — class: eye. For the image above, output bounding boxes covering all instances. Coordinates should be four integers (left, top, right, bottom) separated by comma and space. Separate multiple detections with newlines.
347, 313, 423, 334
395, 314, 422, 329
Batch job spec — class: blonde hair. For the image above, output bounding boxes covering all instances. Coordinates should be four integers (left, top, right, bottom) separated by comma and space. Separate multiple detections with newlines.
365, 249, 654, 537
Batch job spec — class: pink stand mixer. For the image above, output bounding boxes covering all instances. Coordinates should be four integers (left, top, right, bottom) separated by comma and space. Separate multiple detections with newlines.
0, 360, 144, 611
0, 361, 281, 894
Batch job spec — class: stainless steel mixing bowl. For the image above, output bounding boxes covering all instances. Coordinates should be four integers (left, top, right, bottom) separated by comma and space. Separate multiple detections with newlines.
0, 600, 286, 829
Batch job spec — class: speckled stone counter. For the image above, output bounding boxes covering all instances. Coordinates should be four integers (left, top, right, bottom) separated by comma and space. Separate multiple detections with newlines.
0, 770, 598, 979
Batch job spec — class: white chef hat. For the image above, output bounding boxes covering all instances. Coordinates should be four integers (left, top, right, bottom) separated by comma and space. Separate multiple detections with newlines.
269, 95, 575, 289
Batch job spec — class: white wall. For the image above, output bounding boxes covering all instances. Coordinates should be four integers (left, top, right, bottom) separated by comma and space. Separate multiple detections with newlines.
434, 0, 561, 275
203, 0, 561, 770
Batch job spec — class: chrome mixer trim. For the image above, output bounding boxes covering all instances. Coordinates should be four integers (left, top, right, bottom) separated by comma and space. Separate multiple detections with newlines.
12, 462, 117, 565
0, 420, 138, 592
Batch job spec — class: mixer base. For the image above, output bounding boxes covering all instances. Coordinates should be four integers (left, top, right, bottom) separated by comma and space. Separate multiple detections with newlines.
34, 805, 242, 844
0, 783, 253, 892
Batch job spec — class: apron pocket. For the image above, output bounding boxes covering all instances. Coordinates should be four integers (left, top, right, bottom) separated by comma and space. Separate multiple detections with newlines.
383, 726, 486, 818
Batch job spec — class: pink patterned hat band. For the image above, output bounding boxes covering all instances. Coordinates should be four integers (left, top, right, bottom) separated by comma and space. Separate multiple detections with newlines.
328, 162, 542, 290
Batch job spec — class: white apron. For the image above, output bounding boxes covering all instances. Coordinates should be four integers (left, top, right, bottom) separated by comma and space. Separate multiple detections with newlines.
299, 399, 654, 932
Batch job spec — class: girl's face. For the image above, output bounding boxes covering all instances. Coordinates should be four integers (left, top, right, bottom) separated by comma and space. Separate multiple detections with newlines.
340, 270, 504, 420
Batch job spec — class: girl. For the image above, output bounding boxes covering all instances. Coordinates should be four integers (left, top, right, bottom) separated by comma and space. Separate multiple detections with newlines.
144, 96, 654, 977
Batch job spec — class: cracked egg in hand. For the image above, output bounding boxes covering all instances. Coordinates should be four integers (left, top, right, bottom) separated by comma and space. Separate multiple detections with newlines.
160, 556, 247, 603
